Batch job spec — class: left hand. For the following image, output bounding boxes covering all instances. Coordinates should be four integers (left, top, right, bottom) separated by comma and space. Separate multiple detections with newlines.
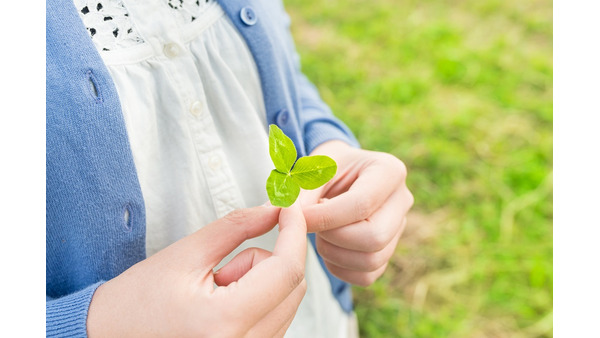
299, 140, 414, 286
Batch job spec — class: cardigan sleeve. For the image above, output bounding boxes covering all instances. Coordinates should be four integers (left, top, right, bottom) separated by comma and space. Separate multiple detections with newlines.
46, 281, 104, 337
272, 1, 361, 154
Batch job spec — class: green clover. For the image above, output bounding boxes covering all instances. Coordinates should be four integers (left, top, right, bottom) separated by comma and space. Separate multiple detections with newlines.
266, 124, 337, 207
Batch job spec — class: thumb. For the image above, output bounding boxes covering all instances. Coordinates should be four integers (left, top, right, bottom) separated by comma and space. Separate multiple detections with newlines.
178, 205, 281, 270
214, 203, 308, 287
211, 202, 308, 325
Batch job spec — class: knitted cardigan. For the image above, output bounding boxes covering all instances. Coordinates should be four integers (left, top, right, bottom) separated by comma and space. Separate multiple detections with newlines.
47, 0, 359, 336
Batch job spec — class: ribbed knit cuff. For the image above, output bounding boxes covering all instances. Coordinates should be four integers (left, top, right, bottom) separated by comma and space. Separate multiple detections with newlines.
46, 281, 104, 337
304, 119, 360, 155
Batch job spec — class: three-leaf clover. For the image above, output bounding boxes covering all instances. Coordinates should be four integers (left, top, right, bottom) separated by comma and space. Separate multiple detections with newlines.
266, 124, 337, 207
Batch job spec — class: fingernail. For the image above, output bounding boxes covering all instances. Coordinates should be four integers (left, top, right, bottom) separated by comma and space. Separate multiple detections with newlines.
262, 200, 272, 206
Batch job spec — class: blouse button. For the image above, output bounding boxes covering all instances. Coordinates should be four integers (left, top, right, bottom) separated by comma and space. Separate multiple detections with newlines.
209, 155, 222, 170
240, 7, 257, 26
164, 43, 181, 58
190, 101, 204, 117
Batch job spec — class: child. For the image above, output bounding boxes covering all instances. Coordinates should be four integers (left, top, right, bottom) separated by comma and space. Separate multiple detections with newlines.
46, 0, 413, 336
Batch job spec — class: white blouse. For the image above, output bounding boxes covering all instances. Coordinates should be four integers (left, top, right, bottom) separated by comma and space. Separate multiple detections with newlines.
73, 0, 351, 336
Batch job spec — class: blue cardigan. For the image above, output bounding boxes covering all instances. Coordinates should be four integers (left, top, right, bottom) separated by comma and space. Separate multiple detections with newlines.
46, 0, 359, 335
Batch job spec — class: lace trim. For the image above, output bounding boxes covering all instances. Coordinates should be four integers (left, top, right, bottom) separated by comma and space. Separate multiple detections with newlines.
74, 0, 215, 52
167, 0, 213, 25
74, 0, 145, 51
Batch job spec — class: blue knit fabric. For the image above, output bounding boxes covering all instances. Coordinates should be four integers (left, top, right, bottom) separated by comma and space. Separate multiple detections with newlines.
47, 0, 359, 335
47, 0, 147, 336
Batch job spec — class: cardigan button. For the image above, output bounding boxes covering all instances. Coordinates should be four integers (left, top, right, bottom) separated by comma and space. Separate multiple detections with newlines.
240, 7, 257, 26
276, 109, 290, 126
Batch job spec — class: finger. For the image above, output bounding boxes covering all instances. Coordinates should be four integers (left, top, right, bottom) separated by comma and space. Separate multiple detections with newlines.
272, 203, 308, 260
271, 312, 296, 338
318, 189, 411, 252
303, 161, 403, 232
246, 279, 307, 338
297, 187, 323, 208
316, 220, 403, 272
213, 247, 271, 287
179, 205, 281, 269
326, 261, 389, 287
214, 203, 307, 325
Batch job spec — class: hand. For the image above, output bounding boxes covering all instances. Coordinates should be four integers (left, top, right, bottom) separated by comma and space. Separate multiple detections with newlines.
300, 140, 414, 287
87, 204, 307, 338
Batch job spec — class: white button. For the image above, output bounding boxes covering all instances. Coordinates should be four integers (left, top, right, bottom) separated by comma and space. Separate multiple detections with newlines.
164, 43, 181, 58
209, 155, 222, 170
190, 101, 204, 117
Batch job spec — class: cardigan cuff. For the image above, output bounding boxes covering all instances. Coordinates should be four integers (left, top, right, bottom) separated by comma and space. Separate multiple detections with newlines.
46, 281, 104, 337
303, 118, 360, 155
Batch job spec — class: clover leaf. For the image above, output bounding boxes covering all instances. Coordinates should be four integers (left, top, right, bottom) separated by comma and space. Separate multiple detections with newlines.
269, 123, 297, 173
266, 124, 337, 207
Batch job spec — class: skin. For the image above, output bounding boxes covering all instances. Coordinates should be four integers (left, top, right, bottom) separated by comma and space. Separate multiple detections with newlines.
86, 140, 412, 335
87, 204, 307, 337
300, 140, 414, 287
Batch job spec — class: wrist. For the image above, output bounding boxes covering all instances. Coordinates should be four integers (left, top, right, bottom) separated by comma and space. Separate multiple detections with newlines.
87, 281, 126, 337
310, 140, 353, 156
86, 283, 110, 337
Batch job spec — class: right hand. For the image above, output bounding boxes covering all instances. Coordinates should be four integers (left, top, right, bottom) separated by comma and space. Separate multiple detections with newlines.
87, 203, 307, 338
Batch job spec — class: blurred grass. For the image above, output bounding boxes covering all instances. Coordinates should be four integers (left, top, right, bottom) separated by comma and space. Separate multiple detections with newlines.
284, 0, 552, 336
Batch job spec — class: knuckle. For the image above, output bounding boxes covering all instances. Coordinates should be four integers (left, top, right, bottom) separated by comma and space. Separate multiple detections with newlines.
370, 227, 391, 252
356, 274, 377, 287
364, 274, 378, 286
287, 261, 305, 290
356, 198, 375, 220
395, 158, 408, 178
381, 153, 408, 182
359, 267, 387, 287
382, 153, 406, 171
317, 212, 335, 231
223, 208, 251, 225
406, 190, 415, 209
376, 152, 394, 163
315, 236, 330, 258
222, 208, 259, 240
363, 252, 386, 272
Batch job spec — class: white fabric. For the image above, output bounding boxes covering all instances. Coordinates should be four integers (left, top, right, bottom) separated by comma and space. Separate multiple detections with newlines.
73, 0, 145, 51
74, 1, 350, 337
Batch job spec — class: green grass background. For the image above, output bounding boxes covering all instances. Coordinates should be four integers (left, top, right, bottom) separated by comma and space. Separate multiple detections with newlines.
284, 0, 553, 336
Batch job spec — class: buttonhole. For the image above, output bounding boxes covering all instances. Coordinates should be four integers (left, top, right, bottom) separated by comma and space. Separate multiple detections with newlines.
122, 204, 133, 232
86, 70, 103, 103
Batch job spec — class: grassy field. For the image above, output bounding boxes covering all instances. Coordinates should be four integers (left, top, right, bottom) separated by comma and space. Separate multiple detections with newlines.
284, 0, 553, 336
